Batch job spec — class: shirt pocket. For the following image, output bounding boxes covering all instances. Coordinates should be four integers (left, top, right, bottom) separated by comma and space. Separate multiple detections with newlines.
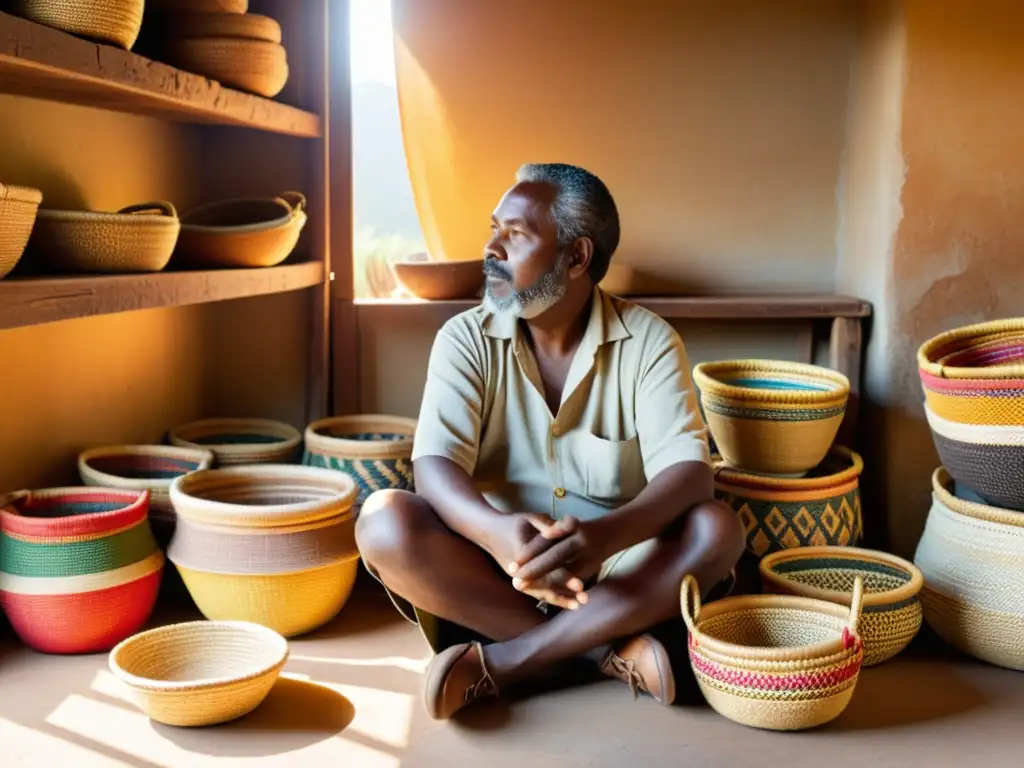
577, 430, 646, 505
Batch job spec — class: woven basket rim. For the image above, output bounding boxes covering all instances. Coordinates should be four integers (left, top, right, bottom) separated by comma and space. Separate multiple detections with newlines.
168, 35, 285, 51
181, 192, 306, 235
36, 201, 179, 224
0, 486, 149, 534
931, 466, 1024, 528
108, 619, 289, 693
681, 574, 863, 662
712, 445, 863, 491
759, 546, 923, 607
169, 418, 302, 456
917, 319, 1024, 379
0, 183, 43, 205
79, 444, 215, 489
694, 359, 850, 406
305, 414, 417, 459
170, 464, 357, 528
164, 11, 282, 43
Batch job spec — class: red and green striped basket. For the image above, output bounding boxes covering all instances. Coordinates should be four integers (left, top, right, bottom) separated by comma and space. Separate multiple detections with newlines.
0, 487, 164, 654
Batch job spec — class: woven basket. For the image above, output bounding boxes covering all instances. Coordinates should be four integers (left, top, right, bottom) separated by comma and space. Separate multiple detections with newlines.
169, 418, 302, 466
174, 192, 307, 269
0, 488, 163, 654
714, 446, 863, 559
149, 0, 249, 14
681, 573, 865, 731
163, 37, 289, 97
163, 12, 282, 43
913, 467, 1024, 671
28, 202, 180, 274
109, 619, 287, 727
168, 465, 360, 636
0, 183, 43, 280
693, 360, 849, 476
303, 414, 418, 505
759, 546, 923, 666
14, 0, 144, 49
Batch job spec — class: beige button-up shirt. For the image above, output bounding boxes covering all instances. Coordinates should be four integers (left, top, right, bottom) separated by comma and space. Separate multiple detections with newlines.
411, 287, 711, 521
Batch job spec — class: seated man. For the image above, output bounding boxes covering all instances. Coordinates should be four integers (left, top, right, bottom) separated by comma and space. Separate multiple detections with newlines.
355, 162, 745, 720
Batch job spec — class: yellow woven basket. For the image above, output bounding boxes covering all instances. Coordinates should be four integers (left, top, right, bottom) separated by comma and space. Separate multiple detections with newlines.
694, 360, 849, 476
163, 11, 282, 43
169, 417, 302, 466
109, 620, 288, 727
149, 0, 249, 16
163, 37, 289, 98
0, 183, 42, 280
759, 546, 923, 666
174, 192, 307, 269
681, 573, 865, 731
15, 0, 144, 50
28, 202, 180, 274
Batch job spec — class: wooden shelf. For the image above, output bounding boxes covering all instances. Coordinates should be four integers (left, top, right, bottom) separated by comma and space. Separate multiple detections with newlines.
0, 261, 324, 330
0, 12, 321, 138
354, 293, 873, 320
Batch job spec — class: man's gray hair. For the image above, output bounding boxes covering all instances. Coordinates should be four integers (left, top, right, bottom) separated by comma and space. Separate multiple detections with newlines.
515, 162, 620, 284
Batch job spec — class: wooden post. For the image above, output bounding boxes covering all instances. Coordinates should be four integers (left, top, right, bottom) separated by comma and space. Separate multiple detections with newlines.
829, 316, 863, 447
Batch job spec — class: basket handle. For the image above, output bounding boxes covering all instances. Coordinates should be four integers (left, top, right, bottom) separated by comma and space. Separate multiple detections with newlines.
680, 574, 702, 634
846, 575, 865, 636
118, 201, 178, 219
275, 191, 307, 214
0, 489, 29, 512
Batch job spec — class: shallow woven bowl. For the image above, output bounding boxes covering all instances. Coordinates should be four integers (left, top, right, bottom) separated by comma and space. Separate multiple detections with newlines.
913, 467, 1024, 671
681, 573, 865, 731
149, 0, 249, 12
163, 37, 288, 97
169, 417, 302, 466
109, 620, 288, 727
392, 258, 485, 300
759, 546, 923, 666
174, 192, 307, 269
28, 202, 180, 274
163, 11, 281, 42
714, 446, 864, 559
0, 183, 43, 279
15, 0, 144, 49
168, 465, 360, 636
303, 414, 418, 505
0, 488, 163, 654
694, 360, 850, 476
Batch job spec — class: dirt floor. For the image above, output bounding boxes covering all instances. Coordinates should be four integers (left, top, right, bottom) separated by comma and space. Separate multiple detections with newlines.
1, 573, 1021, 768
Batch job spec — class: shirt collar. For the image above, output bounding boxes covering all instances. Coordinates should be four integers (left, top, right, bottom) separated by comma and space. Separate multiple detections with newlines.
481, 286, 631, 347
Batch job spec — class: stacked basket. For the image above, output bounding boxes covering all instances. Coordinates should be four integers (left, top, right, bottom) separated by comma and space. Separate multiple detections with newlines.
913, 319, 1024, 671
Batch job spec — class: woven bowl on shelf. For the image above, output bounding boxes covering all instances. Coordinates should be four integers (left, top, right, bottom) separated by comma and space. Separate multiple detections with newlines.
392, 258, 485, 300
913, 467, 1024, 671
303, 414, 417, 505
168, 465, 360, 637
714, 446, 864, 559
28, 202, 181, 274
14, 0, 144, 49
0, 488, 163, 654
174, 192, 307, 269
693, 360, 850, 477
169, 417, 302, 466
109, 619, 288, 727
0, 183, 43, 280
759, 546, 923, 666
150, 0, 249, 12
163, 37, 289, 98
163, 11, 282, 42
681, 573, 865, 731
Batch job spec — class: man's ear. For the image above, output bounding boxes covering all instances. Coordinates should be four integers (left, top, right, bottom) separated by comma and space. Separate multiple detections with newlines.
568, 237, 594, 279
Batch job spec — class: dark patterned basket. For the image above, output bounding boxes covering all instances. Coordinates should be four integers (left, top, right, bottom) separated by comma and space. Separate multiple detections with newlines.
303, 415, 417, 505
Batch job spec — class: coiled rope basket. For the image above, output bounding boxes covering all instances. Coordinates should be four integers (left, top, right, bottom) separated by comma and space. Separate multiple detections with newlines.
681, 573, 865, 731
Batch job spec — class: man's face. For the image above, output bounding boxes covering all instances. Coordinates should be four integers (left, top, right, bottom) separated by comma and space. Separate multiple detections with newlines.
482, 182, 569, 318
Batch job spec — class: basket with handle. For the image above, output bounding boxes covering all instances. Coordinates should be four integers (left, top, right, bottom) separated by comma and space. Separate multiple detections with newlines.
0, 183, 43, 279
681, 573, 865, 731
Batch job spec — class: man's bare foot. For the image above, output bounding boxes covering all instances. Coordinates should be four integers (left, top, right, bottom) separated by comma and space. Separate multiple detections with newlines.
423, 642, 500, 719
600, 633, 675, 705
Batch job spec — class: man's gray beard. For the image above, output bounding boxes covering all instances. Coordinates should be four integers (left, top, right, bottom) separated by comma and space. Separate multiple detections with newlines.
483, 250, 569, 319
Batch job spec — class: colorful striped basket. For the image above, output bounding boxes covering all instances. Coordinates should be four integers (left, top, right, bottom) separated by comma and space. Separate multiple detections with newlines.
714, 446, 864, 559
303, 414, 417, 505
693, 360, 850, 477
168, 465, 360, 637
681, 573, 865, 731
913, 467, 1024, 671
169, 417, 302, 466
759, 546, 923, 666
918, 320, 1024, 512
0, 488, 163, 654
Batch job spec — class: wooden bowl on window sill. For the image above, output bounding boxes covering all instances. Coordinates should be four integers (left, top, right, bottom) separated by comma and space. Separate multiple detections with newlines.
391, 257, 484, 300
